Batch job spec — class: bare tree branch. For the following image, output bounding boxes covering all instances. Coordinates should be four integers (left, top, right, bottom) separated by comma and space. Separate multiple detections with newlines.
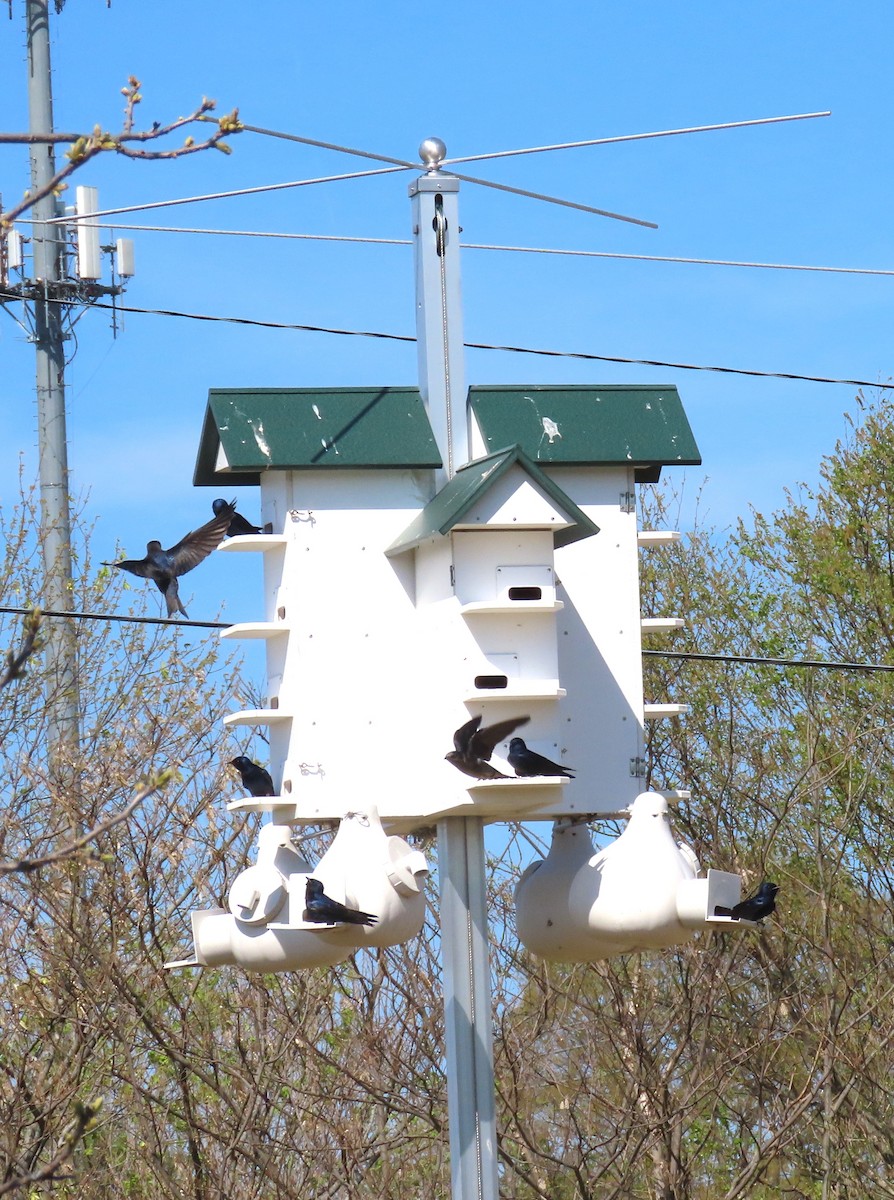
0, 1098, 102, 1196
0, 608, 41, 689
0, 770, 173, 875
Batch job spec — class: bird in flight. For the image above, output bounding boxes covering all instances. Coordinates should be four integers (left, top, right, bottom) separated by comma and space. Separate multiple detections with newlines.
304, 878, 378, 926
229, 755, 275, 798
716, 881, 779, 922
446, 714, 530, 780
212, 497, 262, 537
508, 737, 575, 778
102, 501, 235, 618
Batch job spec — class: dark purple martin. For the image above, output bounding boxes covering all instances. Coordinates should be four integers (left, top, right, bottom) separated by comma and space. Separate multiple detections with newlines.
212, 496, 262, 537
102, 501, 235, 618
229, 755, 275, 798
446, 714, 531, 781
508, 737, 575, 779
716, 881, 779, 922
304, 878, 378, 926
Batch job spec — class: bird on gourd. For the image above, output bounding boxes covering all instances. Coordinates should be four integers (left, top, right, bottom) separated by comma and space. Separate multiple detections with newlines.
304, 878, 378, 926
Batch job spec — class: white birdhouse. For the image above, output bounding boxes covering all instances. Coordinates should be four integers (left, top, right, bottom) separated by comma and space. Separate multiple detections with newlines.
515, 792, 745, 962
180, 381, 750, 968
192, 382, 701, 826
168, 808, 428, 974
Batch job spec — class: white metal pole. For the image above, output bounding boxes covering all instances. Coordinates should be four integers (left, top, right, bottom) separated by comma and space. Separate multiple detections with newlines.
409, 138, 468, 485
410, 140, 499, 1199
438, 817, 500, 1200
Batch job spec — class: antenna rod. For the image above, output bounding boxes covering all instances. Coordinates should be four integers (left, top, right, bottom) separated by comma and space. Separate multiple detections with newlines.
241, 123, 657, 227
441, 110, 833, 166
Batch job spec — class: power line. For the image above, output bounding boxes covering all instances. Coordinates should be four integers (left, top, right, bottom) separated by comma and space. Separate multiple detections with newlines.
0, 604, 227, 630
461, 337, 893, 390
59, 221, 413, 247
463, 242, 894, 278
643, 648, 894, 673
47, 220, 894, 279
4, 605, 893, 674
3, 290, 888, 391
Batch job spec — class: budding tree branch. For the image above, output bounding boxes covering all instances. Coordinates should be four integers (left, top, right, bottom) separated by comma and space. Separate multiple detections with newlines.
0, 77, 241, 229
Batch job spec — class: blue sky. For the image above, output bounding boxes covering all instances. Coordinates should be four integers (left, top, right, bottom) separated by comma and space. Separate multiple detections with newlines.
1, 0, 892, 636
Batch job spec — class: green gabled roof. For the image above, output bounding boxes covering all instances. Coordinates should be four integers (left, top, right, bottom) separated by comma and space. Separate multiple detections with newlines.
193, 387, 443, 485
469, 384, 700, 482
385, 445, 600, 556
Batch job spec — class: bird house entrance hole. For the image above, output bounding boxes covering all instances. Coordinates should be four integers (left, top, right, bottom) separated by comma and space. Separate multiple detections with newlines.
474, 675, 509, 690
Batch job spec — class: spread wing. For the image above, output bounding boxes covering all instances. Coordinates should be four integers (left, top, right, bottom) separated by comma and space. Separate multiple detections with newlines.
107, 556, 154, 579
453, 715, 483, 756
470, 714, 531, 760
165, 503, 235, 577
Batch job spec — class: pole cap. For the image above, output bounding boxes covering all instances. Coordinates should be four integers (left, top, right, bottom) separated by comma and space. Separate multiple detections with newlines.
418, 137, 447, 170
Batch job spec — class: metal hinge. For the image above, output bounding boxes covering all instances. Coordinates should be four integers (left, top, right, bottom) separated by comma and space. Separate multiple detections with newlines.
629, 756, 647, 778
620, 491, 636, 514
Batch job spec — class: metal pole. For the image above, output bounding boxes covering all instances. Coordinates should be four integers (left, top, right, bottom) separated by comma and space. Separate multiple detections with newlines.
411, 140, 499, 1198
437, 817, 500, 1200
26, 0, 80, 759
409, 138, 468, 486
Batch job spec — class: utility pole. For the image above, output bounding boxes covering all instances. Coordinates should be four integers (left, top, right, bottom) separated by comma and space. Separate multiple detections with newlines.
25, 0, 80, 760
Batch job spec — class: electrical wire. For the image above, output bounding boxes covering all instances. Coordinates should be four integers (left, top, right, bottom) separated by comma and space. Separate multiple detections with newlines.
0, 604, 227, 630
3, 288, 889, 390
70, 221, 413, 247
49, 220, 894, 278
461, 337, 893, 390
642, 648, 894, 674
462, 242, 894, 278
38, 295, 892, 391
3, 605, 892, 674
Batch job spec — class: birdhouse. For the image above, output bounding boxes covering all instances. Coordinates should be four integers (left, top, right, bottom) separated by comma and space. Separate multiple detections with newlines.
192, 382, 701, 825
514, 792, 744, 961
181, 379, 755, 966
167, 807, 428, 973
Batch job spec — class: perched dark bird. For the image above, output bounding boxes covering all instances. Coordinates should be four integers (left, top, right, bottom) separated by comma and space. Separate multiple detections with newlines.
102, 502, 235, 618
508, 737, 575, 779
716, 881, 779, 922
212, 496, 262, 537
304, 878, 378, 927
229, 755, 275, 798
446, 714, 531, 781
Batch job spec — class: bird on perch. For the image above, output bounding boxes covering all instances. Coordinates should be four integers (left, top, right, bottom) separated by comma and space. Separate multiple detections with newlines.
304, 878, 378, 927
508, 737, 575, 778
446, 714, 530, 781
212, 496, 262, 537
716, 881, 779, 922
229, 756, 275, 798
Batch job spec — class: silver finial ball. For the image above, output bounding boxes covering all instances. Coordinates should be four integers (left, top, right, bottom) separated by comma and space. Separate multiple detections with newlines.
419, 137, 447, 168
